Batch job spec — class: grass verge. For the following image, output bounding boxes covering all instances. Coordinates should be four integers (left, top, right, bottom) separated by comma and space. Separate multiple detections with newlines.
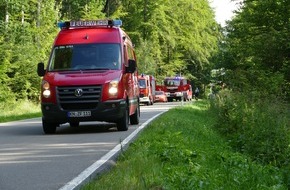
0, 100, 41, 123
82, 100, 287, 190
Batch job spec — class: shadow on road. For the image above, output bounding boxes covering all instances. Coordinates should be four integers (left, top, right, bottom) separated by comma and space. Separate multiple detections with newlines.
56, 122, 118, 135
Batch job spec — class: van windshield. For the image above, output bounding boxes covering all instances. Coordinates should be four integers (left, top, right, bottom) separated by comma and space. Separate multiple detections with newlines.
138, 79, 146, 88
48, 44, 121, 71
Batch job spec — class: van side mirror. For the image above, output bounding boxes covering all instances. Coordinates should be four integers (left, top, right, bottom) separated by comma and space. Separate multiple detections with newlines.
125, 59, 136, 73
37, 62, 46, 76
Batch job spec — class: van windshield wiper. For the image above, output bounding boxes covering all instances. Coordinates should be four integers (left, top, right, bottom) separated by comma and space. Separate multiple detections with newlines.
91, 68, 111, 70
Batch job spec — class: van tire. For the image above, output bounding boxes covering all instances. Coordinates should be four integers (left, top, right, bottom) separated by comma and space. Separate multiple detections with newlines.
117, 103, 129, 131
130, 103, 140, 125
42, 119, 57, 134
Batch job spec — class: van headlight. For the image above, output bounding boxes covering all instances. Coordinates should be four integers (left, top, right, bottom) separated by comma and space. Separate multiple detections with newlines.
42, 81, 51, 98
109, 79, 119, 96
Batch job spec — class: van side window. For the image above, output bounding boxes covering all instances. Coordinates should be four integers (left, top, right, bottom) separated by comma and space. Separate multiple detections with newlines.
127, 46, 135, 60
124, 45, 128, 66
124, 45, 135, 67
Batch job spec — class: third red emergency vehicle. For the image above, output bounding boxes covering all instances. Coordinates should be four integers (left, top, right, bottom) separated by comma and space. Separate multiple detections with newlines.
156, 76, 192, 102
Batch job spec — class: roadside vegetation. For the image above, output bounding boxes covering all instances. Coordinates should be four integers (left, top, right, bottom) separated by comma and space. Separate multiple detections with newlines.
0, 0, 217, 106
82, 100, 290, 190
0, 100, 41, 123
1, 1, 289, 188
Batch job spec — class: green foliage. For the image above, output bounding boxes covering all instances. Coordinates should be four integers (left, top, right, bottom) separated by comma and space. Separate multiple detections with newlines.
121, 0, 219, 81
0, 0, 59, 104
83, 101, 287, 190
224, 69, 286, 100
0, 40, 15, 103
0, 100, 41, 123
217, 0, 290, 100
209, 1, 290, 183
211, 89, 290, 168
135, 39, 160, 75
80, 0, 105, 20
0, 0, 220, 105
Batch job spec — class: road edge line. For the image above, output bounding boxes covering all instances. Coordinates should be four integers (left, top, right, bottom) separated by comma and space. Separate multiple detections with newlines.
59, 111, 166, 190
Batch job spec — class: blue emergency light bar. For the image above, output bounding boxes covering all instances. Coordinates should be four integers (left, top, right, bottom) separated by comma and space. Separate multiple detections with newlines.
57, 19, 122, 29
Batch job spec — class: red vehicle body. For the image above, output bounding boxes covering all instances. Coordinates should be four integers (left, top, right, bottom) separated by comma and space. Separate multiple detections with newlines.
37, 19, 140, 134
155, 91, 168, 103
138, 74, 156, 105
156, 76, 192, 102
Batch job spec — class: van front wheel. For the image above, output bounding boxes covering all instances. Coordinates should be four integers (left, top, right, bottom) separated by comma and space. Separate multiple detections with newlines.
42, 119, 57, 134
116, 103, 129, 131
130, 103, 140, 125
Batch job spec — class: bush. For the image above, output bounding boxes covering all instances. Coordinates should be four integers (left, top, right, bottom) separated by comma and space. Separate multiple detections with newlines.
0, 99, 41, 122
84, 101, 288, 190
0, 85, 16, 110
211, 89, 290, 168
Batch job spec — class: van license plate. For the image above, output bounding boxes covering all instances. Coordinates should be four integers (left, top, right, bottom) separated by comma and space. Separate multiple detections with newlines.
68, 111, 91, 117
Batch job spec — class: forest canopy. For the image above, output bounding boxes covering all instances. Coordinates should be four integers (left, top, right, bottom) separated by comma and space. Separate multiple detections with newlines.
0, 0, 289, 106
0, 0, 219, 104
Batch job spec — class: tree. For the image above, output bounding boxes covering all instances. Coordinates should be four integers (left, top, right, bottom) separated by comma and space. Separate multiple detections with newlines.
0, 0, 221, 105
219, 0, 289, 98
0, 0, 59, 102
121, 0, 219, 82
80, 0, 106, 19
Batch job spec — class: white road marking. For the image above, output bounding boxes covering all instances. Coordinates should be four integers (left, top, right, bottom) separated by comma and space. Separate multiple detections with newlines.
59, 111, 166, 190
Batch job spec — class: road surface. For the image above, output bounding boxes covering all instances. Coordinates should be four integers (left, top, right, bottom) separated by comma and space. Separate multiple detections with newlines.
0, 101, 190, 190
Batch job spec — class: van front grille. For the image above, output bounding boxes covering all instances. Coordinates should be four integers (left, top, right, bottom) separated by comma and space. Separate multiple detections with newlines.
57, 85, 102, 110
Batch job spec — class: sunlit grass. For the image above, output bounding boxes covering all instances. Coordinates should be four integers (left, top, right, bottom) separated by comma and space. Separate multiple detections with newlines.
0, 100, 41, 122
82, 100, 287, 190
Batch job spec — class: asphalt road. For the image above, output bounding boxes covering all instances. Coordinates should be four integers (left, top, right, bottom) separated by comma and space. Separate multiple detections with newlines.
0, 101, 189, 190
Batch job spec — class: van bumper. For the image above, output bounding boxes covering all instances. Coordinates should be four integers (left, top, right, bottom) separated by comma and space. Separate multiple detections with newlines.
41, 100, 126, 124
139, 96, 150, 104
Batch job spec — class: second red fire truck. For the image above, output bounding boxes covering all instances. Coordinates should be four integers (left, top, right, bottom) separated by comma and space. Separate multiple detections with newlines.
138, 74, 156, 105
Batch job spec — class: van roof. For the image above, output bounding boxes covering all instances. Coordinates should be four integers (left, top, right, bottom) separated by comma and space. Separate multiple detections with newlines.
54, 27, 123, 45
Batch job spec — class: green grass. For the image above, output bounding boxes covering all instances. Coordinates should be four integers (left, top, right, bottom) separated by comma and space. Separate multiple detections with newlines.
82, 100, 287, 190
0, 100, 41, 123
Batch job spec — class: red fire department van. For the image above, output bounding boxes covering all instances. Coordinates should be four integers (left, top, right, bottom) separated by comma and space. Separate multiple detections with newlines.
156, 76, 192, 102
138, 74, 156, 105
37, 19, 140, 134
